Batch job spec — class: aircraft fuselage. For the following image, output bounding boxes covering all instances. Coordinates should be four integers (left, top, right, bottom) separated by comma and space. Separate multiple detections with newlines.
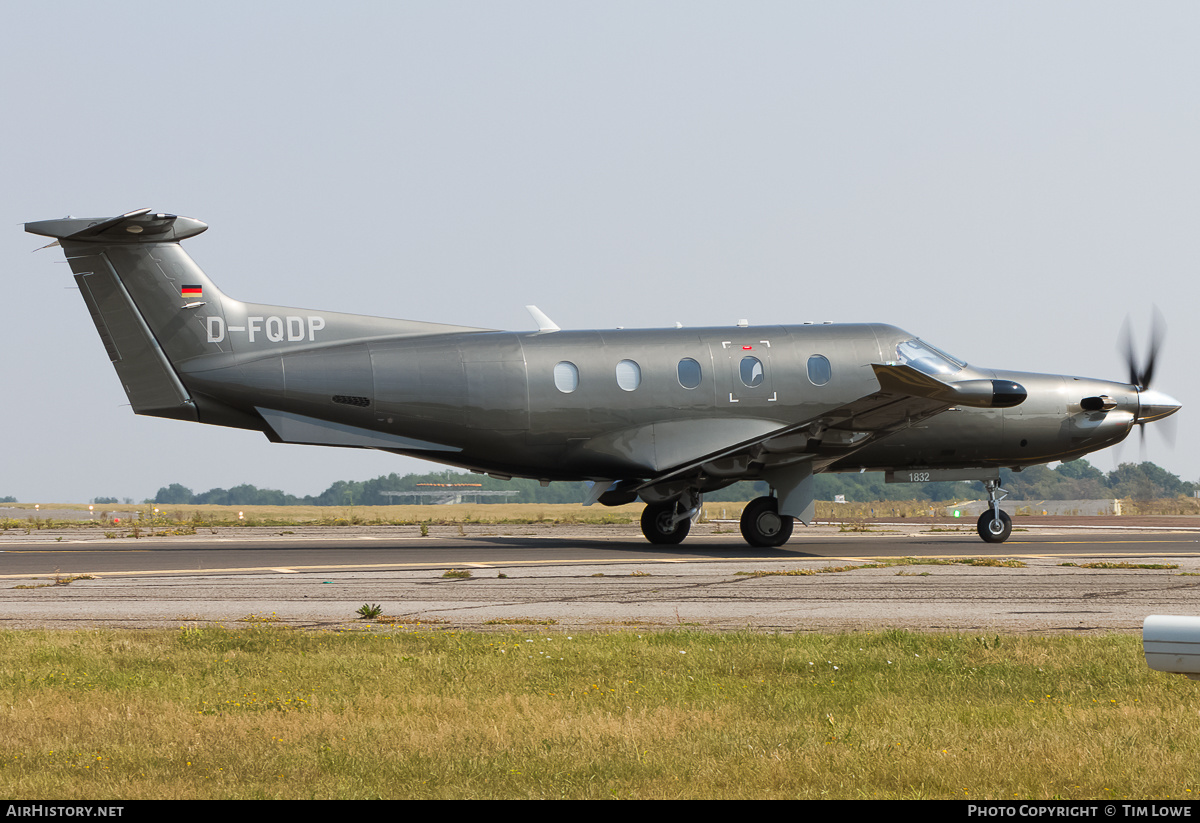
181, 321, 1138, 483
25, 208, 1178, 547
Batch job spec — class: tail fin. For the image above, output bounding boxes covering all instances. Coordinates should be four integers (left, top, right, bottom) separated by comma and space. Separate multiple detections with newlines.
27, 208, 495, 429
26, 209, 214, 422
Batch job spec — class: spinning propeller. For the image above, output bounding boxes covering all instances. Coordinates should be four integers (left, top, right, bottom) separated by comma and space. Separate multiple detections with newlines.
1120, 306, 1165, 393
1117, 307, 1179, 455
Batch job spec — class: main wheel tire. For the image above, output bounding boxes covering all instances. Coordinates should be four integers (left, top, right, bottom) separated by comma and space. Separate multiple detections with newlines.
740, 496, 795, 548
977, 509, 1012, 543
640, 502, 691, 545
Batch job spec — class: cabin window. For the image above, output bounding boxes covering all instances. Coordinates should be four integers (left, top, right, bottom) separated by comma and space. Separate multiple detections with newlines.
740, 356, 764, 388
553, 361, 579, 393
677, 358, 702, 389
807, 355, 831, 386
615, 359, 641, 392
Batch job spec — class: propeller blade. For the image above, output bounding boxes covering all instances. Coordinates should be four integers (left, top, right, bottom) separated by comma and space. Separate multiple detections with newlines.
1119, 315, 1138, 387
1118, 308, 1166, 389
1159, 412, 1178, 449
1141, 306, 1166, 389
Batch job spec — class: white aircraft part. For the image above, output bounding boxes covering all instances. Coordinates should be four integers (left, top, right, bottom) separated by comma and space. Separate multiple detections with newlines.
525, 305, 560, 332
1144, 615, 1200, 681
582, 480, 616, 507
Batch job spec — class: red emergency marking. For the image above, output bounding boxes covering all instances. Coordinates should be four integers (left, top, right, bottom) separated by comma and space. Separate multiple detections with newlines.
742, 345, 753, 350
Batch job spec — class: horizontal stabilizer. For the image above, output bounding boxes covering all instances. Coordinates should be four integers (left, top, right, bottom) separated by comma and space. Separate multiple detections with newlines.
26, 209, 208, 245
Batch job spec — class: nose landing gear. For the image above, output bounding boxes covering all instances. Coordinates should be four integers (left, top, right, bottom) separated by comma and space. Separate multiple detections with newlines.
977, 479, 1012, 543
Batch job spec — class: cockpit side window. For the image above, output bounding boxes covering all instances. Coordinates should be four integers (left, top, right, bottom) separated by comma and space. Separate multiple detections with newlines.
894, 339, 965, 376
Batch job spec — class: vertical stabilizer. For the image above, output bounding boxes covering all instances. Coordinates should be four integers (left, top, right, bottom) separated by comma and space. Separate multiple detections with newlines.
26, 209, 217, 421
27, 208, 497, 429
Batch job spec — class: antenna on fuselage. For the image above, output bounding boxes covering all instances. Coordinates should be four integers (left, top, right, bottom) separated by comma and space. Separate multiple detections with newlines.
525, 305, 560, 333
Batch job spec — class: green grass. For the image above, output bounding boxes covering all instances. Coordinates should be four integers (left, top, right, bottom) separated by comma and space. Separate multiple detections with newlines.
0, 503, 652, 529
1059, 562, 1180, 570
0, 627, 1195, 799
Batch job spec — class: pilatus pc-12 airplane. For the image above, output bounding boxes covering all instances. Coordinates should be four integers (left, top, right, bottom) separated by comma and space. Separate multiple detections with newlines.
26, 208, 1182, 548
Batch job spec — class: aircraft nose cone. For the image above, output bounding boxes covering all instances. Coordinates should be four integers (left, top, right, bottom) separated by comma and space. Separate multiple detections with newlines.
1137, 389, 1182, 423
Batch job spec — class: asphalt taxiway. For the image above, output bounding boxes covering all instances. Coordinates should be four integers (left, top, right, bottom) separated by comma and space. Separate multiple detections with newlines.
2, 521, 1199, 632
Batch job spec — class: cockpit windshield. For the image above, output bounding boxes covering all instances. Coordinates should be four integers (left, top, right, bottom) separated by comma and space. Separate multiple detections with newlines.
895, 338, 966, 376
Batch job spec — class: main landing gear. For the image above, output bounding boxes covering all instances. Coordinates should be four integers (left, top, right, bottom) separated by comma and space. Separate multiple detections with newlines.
640, 501, 692, 545
739, 496, 794, 548
977, 479, 1012, 543
638, 494, 797, 548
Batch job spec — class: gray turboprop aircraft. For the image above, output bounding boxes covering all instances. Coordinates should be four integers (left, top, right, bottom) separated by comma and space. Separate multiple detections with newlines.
27, 208, 1182, 547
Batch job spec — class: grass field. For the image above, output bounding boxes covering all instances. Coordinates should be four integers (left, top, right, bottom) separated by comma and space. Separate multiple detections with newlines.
2, 502, 649, 528
1, 626, 1196, 799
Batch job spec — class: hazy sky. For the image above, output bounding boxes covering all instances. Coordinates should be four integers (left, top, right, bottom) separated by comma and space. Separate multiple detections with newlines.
3, 2, 1196, 503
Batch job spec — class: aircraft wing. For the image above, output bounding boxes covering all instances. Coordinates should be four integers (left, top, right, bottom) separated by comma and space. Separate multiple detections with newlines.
629, 363, 1007, 491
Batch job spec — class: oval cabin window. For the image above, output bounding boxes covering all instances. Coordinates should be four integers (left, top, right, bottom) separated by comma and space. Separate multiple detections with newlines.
677, 358, 702, 389
615, 359, 641, 392
740, 356, 764, 388
553, 361, 579, 393
807, 354, 832, 386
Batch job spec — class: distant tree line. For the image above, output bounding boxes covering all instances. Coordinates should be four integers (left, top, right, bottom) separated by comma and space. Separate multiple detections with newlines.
810, 460, 1198, 502
150, 460, 1198, 506
1002, 460, 1197, 501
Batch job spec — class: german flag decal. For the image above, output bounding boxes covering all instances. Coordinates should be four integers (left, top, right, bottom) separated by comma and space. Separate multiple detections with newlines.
181, 284, 203, 296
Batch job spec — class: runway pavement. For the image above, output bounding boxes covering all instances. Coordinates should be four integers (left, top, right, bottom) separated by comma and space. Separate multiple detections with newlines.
2, 521, 1199, 632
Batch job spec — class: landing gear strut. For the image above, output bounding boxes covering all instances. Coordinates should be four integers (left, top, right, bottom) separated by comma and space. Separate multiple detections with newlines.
740, 496, 794, 548
977, 479, 1012, 543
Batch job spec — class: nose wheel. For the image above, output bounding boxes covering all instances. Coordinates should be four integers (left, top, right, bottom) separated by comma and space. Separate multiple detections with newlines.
977, 479, 1012, 543
977, 509, 1012, 543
